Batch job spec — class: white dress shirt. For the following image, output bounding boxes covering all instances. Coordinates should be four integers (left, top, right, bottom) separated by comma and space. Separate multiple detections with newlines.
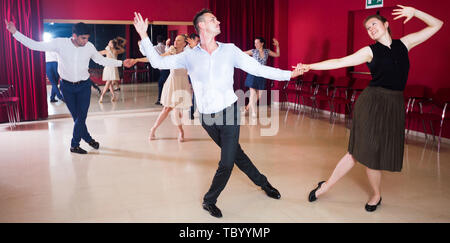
13, 31, 123, 82
45, 51, 58, 63
140, 37, 292, 114
154, 43, 166, 55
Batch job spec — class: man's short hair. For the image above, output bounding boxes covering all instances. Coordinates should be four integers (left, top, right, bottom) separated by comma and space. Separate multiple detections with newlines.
193, 8, 213, 34
72, 22, 91, 36
189, 33, 200, 40
156, 35, 165, 44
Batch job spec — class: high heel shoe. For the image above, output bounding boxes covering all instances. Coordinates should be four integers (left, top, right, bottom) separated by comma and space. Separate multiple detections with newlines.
365, 197, 382, 212
308, 181, 326, 202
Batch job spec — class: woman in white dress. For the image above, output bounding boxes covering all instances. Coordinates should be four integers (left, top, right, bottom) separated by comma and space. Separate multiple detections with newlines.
152, 35, 192, 142
98, 37, 126, 102
127, 35, 193, 142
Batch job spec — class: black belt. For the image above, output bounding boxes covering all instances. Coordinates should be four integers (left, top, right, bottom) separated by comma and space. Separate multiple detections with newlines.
203, 102, 238, 118
62, 79, 88, 85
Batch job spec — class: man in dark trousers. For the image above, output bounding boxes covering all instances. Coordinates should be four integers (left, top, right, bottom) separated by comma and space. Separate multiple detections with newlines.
6, 21, 128, 154
130, 10, 304, 218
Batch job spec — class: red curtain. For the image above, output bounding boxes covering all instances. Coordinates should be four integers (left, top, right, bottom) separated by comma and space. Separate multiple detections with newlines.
209, 0, 274, 91
0, 0, 47, 123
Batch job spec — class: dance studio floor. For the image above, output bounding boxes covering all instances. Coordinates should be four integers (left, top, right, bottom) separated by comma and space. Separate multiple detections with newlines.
0, 83, 449, 222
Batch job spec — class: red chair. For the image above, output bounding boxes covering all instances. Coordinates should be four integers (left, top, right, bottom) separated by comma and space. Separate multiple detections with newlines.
0, 84, 20, 129
418, 88, 450, 152
310, 75, 335, 120
270, 80, 291, 110
329, 76, 353, 124
295, 73, 318, 116
122, 63, 148, 83
403, 85, 427, 142
283, 76, 302, 117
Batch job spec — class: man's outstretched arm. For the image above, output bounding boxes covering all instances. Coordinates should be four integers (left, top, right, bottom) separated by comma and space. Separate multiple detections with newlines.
5, 20, 57, 52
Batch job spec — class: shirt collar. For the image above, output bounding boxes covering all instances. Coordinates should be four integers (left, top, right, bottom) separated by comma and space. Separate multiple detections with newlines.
194, 41, 223, 52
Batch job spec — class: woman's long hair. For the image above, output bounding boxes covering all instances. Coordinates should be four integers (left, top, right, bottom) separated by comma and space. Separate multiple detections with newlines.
111, 36, 126, 51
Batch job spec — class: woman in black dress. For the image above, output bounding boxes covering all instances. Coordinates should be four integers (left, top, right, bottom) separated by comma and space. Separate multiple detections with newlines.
300, 5, 443, 212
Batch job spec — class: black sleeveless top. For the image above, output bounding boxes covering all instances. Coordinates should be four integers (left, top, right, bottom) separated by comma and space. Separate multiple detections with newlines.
367, 39, 410, 91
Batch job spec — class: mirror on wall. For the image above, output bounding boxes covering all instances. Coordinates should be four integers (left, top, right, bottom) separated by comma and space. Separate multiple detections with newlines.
43, 21, 194, 85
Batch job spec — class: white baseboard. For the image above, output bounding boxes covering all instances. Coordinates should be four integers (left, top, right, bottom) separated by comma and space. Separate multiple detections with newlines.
272, 101, 450, 145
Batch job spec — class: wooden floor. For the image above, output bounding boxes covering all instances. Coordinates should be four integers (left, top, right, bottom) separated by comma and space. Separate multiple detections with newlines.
0, 83, 449, 222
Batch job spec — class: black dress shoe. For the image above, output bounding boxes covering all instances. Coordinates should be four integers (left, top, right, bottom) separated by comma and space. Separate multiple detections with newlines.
88, 140, 100, 149
308, 181, 326, 202
202, 203, 222, 218
262, 183, 281, 199
70, 146, 87, 154
50, 99, 58, 103
365, 197, 382, 212
155, 101, 162, 105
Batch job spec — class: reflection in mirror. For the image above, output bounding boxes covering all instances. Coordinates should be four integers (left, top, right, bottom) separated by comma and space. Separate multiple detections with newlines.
43, 23, 194, 84
43, 21, 193, 115
44, 23, 128, 86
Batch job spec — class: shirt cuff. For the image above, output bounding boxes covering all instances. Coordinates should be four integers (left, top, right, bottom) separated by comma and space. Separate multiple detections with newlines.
287, 71, 293, 80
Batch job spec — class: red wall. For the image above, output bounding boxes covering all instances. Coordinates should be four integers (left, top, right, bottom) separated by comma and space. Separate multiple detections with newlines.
41, 0, 209, 21
286, 0, 449, 92
274, 0, 289, 70
285, 0, 450, 138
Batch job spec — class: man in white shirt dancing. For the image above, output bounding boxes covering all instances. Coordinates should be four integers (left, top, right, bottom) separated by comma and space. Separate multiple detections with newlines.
5, 21, 126, 154
129, 9, 304, 218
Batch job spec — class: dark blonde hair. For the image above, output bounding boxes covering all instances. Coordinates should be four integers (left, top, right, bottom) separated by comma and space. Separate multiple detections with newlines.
364, 14, 391, 35
111, 36, 126, 51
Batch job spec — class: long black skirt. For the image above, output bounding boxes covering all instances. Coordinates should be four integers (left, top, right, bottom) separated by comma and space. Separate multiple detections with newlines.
348, 86, 405, 172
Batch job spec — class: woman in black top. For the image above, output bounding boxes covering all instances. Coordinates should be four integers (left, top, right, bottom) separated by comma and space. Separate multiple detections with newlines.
300, 5, 443, 212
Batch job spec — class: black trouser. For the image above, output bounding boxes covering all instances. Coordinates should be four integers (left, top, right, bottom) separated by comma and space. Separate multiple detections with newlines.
46, 62, 63, 100
157, 69, 170, 102
188, 76, 196, 118
190, 93, 196, 118
60, 79, 94, 148
201, 102, 269, 204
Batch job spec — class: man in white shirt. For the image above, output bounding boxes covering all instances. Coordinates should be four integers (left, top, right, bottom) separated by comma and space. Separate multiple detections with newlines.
45, 51, 63, 102
130, 9, 304, 218
5, 21, 126, 154
154, 35, 170, 105
186, 33, 200, 120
